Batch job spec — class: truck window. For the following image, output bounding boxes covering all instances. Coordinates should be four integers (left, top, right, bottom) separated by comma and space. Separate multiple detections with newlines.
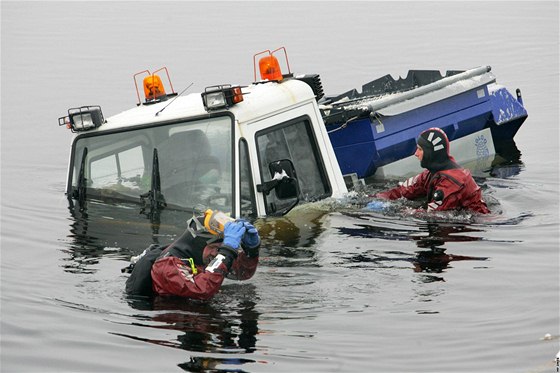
256, 117, 330, 212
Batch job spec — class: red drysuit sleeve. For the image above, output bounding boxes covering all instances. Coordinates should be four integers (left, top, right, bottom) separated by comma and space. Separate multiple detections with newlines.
202, 245, 259, 281
151, 256, 227, 301
376, 171, 430, 200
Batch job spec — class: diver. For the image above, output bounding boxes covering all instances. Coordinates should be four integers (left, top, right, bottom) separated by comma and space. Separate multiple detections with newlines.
371, 127, 490, 214
124, 216, 261, 300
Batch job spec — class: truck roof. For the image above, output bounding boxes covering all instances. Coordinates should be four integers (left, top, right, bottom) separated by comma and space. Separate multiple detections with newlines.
90, 78, 317, 132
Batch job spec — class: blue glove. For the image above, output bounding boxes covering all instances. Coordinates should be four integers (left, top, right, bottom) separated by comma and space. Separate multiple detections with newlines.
240, 220, 260, 249
222, 221, 246, 250
364, 200, 389, 212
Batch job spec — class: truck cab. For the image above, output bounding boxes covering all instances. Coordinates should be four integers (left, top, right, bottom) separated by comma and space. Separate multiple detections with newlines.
61, 55, 347, 230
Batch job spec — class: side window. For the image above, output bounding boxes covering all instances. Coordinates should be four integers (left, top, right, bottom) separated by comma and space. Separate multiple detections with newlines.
239, 139, 256, 218
256, 117, 330, 213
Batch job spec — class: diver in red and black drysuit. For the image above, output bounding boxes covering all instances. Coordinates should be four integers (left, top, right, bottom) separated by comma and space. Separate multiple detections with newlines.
125, 217, 260, 300
374, 127, 490, 214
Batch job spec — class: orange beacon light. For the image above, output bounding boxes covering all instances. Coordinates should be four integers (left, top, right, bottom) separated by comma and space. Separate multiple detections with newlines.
143, 74, 166, 101
254, 47, 291, 82
259, 55, 283, 81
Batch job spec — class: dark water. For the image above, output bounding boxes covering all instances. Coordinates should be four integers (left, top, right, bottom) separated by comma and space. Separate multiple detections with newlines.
1, 2, 559, 372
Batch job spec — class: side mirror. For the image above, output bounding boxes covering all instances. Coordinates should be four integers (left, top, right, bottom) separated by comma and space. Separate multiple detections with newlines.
257, 159, 300, 216
269, 159, 299, 200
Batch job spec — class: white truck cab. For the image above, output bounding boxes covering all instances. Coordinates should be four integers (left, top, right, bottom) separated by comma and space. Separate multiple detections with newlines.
61, 55, 347, 223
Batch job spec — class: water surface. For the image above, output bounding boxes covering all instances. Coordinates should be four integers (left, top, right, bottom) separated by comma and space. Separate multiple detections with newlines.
1, 2, 559, 372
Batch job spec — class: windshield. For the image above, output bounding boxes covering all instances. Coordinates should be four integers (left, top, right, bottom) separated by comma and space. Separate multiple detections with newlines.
70, 116, 233, 214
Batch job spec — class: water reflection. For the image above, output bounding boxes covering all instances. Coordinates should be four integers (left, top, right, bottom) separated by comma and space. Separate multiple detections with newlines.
62, 208, 106, 274
67, 198, 197, 248
337, 214, 489, 275
63, 200, 200, 275
118, 287, 260, 371
488, 138, 524, 178
62, 209, 132, 274
178, 357, 255, 372
412, 222, 488, 275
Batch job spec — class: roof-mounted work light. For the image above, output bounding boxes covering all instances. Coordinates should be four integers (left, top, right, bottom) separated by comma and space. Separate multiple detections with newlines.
202, 85, 244, 111
253, 47, 292, 82
58, 106, 105, 133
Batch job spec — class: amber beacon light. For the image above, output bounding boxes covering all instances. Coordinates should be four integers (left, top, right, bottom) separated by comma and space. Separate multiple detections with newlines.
253, 47, 292, 82
143, 74, 166, 100
133, 67, 176, 105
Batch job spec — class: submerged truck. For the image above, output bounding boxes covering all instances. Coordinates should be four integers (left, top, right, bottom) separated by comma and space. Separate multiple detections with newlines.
59, 48, 527, 248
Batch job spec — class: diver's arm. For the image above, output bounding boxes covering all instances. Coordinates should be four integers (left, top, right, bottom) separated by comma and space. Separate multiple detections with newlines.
376, 170, 430, 200
228, 251, 259, 281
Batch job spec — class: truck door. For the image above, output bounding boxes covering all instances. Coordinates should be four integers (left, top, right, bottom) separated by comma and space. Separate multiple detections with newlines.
255, 115, 332, 215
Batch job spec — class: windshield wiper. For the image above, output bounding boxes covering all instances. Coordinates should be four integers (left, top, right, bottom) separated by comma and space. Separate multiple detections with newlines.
140, 148, 166, 213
